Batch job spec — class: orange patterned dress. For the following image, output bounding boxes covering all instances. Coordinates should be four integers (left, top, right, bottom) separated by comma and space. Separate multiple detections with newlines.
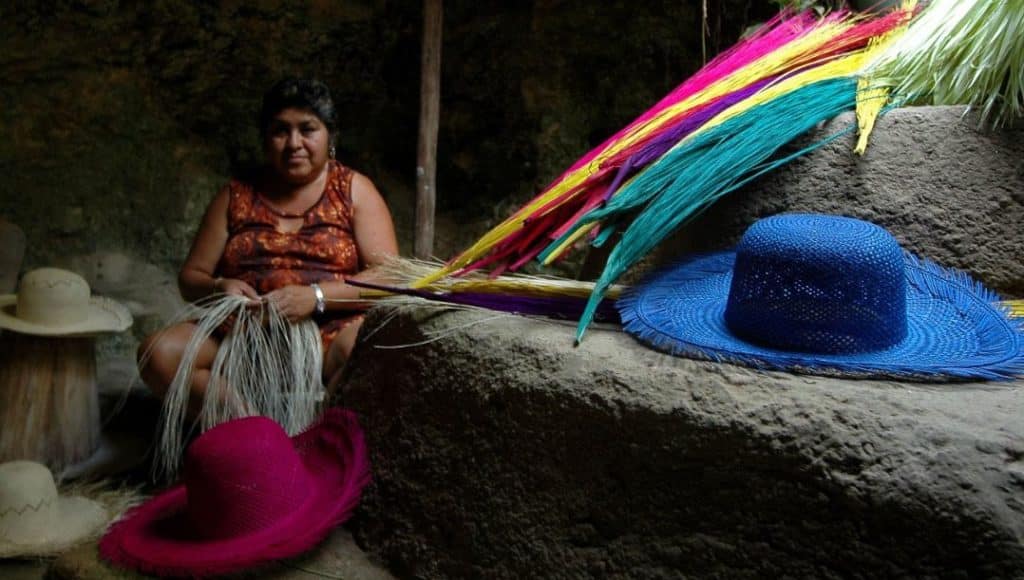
216, 161, 362, 349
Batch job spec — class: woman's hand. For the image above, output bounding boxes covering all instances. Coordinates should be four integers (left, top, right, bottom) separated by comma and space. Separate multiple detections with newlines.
217, 278, 260, 302
213, 278, 260, 335
264, 284, 317, 323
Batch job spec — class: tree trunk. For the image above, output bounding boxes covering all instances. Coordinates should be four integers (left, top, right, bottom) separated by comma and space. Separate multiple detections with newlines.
415, 0, 443, 259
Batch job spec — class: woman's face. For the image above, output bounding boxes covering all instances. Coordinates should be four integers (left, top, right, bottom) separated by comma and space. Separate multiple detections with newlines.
264, 107, 331, 185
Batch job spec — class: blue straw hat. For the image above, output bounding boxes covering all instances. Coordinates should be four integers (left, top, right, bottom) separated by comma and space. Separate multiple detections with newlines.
618, 214, 1024, 381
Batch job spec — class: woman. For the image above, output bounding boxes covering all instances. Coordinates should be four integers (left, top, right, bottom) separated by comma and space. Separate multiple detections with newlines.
140, 78, 398, 414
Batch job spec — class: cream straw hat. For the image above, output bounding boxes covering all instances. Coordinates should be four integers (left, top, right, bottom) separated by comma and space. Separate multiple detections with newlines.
0, 461, 108, 557
0, 268, 131, 336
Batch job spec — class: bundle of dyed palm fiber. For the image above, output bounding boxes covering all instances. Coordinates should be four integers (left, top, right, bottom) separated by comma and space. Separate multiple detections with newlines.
412, 8, 912, 293
412, 8, 914, 341
864, 0, 1024, 130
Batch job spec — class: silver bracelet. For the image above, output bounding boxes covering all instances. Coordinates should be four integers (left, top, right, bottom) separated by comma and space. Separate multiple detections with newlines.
310, 283, 326, 314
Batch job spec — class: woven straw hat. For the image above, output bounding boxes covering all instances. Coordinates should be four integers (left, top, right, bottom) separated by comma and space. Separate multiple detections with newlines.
100, 408, 370, 577
0, 461, 108, 557
619, 213, 1024, 381
0, 268, 131, 336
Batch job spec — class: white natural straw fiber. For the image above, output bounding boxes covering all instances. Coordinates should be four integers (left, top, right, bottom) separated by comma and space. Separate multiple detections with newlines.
149, 295, 324, 479
867, 0, 1024, 128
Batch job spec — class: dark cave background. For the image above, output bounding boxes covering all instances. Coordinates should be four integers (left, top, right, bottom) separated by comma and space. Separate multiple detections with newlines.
0, 0, 772, 275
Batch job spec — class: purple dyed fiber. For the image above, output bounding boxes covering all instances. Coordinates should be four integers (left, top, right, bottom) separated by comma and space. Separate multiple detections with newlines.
605, 78, 776, 201
348, 279, 620, 323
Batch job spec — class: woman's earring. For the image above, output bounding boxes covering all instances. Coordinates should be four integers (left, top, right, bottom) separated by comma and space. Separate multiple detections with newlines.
329, 145, 336, 159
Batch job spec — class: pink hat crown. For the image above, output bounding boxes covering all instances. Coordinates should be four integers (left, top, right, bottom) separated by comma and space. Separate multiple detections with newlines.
184, 416, 315, 540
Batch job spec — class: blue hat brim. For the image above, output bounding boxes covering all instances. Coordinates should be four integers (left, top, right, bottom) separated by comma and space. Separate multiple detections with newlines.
618, 252, 1024, 381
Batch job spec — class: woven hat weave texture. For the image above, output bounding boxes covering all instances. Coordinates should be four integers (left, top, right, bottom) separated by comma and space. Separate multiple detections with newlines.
0, 460, 108, 557
724, 215, 907, 354
0, 268, 131, 336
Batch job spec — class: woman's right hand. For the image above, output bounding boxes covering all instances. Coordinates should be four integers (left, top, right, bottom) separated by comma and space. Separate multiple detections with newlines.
214, 278, 260, 335
216, 278, 261, 303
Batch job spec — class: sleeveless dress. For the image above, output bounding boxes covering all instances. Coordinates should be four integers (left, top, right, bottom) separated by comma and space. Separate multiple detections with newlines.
216, 161, 363, 350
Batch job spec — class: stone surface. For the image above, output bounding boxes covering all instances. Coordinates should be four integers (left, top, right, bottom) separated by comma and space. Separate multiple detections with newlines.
343, 309, 1024, 579
0, 218, 25, 293
0, 560, 45, 580
47, 527, 394, 580
63, 252, 185, 324
666, 106, 1024, 298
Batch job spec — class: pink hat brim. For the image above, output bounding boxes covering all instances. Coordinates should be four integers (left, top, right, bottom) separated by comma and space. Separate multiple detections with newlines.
100, 409, 370, 577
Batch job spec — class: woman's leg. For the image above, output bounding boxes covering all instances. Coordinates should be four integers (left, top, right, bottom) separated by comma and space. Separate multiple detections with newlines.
138, 322, 220, 418
323, 315, 365, 395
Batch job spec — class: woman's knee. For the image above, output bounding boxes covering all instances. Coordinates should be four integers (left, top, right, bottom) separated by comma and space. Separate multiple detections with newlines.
138, 323, 212, 398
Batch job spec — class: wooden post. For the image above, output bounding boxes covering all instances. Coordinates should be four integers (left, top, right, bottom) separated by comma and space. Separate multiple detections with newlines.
415, 0, 443, 259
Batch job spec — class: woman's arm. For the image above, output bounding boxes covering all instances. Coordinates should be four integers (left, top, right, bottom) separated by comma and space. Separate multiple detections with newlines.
350, 172, 400, 270
178, 187, 259, 303
315, 173, 400, 308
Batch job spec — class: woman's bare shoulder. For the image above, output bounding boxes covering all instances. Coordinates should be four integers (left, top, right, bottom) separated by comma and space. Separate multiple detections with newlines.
349, 170, 374, 189
350, 171, 385, 202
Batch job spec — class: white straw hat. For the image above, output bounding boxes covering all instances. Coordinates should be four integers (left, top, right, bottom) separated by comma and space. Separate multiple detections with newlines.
0, 460, 108, 557
0, 268, 132, 336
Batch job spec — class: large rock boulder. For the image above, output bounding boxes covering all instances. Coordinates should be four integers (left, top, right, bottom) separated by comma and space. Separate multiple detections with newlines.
344, 310, 1024, 579
343, 105, 1024, 578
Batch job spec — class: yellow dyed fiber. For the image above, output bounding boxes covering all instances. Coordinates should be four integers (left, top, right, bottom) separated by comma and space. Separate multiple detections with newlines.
854, 0, 916, 154
1006, 300, 1024, 318
853, 76, 889, 154
413, 16, 862, 287
540, 222, 599, 268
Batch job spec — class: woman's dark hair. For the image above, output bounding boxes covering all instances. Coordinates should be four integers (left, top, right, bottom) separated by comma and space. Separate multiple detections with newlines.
258, 78, 338, 137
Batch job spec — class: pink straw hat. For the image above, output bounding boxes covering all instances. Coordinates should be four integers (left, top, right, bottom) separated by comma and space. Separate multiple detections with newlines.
99, 408, 370, 577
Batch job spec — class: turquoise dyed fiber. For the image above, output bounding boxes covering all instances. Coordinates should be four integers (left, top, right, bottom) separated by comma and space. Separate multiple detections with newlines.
569, 77, 861, 342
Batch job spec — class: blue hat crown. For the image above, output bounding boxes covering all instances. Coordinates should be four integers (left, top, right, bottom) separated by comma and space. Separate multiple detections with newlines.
724, 214, 908, 354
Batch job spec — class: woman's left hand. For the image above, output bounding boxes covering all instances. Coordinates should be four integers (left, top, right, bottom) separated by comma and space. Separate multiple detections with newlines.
263, 285, 317, 323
